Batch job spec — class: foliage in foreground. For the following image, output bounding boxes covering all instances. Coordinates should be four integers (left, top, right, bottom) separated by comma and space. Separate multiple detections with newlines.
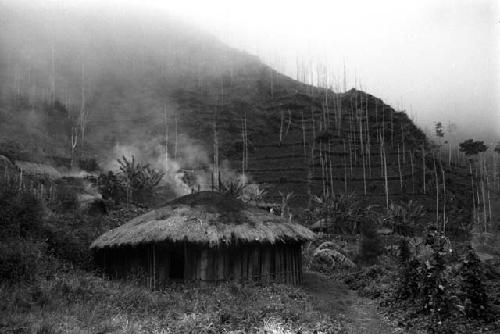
0, 270, 346, 334
343, 231, 499, 334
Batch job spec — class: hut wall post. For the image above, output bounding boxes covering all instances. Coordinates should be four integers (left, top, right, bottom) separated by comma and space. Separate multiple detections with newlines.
146, 245, 153, 289
281, 246, 286, 283
253, 247, 260, 281
183, 241, 190, 282
153, 244, 156, 289
275, 246, 281, 283
242, 246, 248, 281
295, 244, 302, 284
233, 248, 241, 282
298, 245, 303, 284
195, 248, 201, 281
247, 246, 254, 280
163, 247, 170, 287
295, 245, 300, 284
217, 247, 224, 282
262, 246, 271, 283
200, 248, 208, 283
285, 246, 290, 284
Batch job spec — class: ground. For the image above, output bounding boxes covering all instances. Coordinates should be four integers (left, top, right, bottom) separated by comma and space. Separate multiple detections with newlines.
302, 272, 401, 334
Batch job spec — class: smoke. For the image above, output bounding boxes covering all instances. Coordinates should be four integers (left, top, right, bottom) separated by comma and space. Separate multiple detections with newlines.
104, 131, 215, 196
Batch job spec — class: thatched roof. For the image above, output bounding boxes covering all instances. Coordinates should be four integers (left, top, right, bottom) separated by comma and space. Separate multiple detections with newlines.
15, 160, 62, 180
91, 191, 315, 249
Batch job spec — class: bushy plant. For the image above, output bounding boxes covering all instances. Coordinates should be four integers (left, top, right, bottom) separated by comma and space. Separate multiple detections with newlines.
0, 240, 50, 283
98, 171, 123, 202
240, 183, 268, 203
53, 182, 79, 212
358, 220, 383, 264
311, 192, 363, 234
384, 200, 425, 236
216, 176, 247, 198
0, 178, 44, 239
98, 156, 164, 205
394, 232, 492, 333
459, 247, 489, 320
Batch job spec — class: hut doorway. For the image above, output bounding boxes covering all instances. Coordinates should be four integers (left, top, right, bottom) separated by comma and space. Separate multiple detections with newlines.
169, 247, 184, 280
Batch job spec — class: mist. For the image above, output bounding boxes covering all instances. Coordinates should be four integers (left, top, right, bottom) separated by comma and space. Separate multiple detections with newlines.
167, 0, 499, 143
1, 0, 498, 149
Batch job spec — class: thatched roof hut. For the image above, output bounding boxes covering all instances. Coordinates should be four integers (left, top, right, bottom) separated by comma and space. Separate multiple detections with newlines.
91, 191, 314, 288
15, 160, 62, 181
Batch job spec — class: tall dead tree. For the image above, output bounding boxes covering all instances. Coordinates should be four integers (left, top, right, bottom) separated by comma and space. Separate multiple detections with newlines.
279, 109, 284, 145
70, 127, 78, 169
241, 112, 248, 184
422, 146, 426, 194
79, 62, 87, 148
381, 135, 389, 209
164, 104, 169, 174
213, 111, 219, 190
174, 112, 178, 160
397, 145, 403, 191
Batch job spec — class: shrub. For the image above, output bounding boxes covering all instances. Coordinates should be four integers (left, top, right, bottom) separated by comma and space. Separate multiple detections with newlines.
98, 156, 164, 206
0, 140, 31, 161
52, 182, 79, 212
384, 200, 425, 236
0, 240, 50, 283
358, 220, 383, 264
0, 178, 44, 239
393, 232, 493, 333
459, 247, 490, 320
42, 214, 102, 270
98, 171, 124, 203
311, 192, 363, 234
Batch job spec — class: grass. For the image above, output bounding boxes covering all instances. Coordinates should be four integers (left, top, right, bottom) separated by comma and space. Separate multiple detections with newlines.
0, 269, 346, 333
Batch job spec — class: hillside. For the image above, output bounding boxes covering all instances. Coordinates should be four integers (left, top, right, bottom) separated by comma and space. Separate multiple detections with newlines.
0, 2, 473, 229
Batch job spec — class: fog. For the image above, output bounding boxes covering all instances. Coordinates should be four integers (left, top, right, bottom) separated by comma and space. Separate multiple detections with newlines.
168, 0, 500, 143
1, 0, 499, 144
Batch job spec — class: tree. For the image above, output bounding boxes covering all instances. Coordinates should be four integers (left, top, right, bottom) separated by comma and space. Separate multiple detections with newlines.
435, 122, 444, 139
98, 156, 164, 205
459, 139, 487, 157
459, 139, 488, 231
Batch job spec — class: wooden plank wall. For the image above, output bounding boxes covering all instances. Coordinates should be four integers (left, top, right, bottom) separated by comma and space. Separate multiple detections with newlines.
98, 241, 304, 288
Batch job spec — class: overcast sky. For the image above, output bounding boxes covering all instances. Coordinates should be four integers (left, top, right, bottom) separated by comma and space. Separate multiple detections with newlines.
166, 0, 500, 143
5, 0, 500, 143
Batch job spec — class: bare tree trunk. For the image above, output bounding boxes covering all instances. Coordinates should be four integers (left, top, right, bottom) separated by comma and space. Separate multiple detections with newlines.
382, 141, 389, 209
410, 150, 415, 193
51, 44, 56, 105
70, 127, 78, 169
422, 146, 426, 194
343, 141, 348, 193
302, 111, 306, 159
468, 159, 477, 227
279, 109, 284, 145
164, 104, 169, 174
359, 115, 367, 195
79, 62, 86, 149
397, 145, 403, 191
241, 112, 248, 184
481, 157, 487, 231
174, 113, 178, 160
434, 159, 439, 228
285, 109, 292, 137
213, 111, 219, 189
442, 166, 446, 234
390, 109, 394, 147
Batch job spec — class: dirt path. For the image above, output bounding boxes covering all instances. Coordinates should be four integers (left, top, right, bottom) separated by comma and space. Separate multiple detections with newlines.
302, 272, 401, 334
